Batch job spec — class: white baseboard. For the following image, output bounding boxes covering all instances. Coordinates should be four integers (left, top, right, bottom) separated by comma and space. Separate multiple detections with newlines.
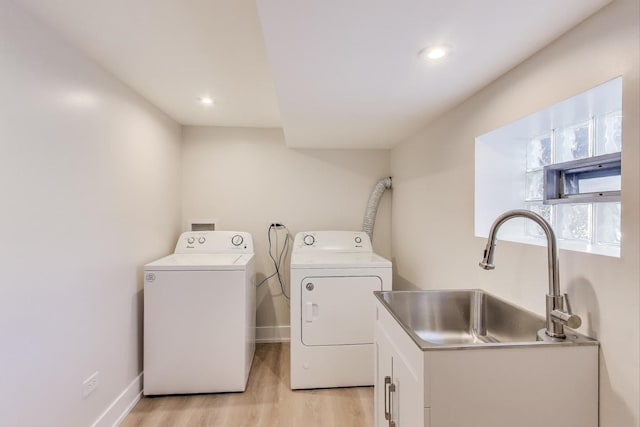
91, 373, 143, 427
256, 325, 290, 343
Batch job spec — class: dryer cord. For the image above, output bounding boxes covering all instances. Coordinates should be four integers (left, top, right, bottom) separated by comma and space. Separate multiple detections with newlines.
256, 223, 291, 300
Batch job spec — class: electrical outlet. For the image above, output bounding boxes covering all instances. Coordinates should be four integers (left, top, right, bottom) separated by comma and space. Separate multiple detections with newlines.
82, 371, 99, 399
269, 221, 285, 229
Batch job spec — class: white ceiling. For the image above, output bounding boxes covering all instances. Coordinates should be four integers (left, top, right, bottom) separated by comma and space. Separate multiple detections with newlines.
16, 0, 611, 149
15, 0, 281, 128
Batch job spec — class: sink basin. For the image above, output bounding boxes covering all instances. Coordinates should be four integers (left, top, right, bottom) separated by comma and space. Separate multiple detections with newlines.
375, 289, 596, 349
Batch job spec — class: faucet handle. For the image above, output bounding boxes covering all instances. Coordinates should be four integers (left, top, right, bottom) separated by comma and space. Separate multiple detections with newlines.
551, 309, 582, 329
550, 293, 582, 330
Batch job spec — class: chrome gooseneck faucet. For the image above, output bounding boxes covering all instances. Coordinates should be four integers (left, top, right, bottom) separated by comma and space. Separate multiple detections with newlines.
479, 209, 581, 339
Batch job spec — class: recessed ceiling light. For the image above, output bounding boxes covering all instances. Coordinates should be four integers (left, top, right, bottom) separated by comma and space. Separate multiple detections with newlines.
200, 96, 214, 106
418, 45, 451, 61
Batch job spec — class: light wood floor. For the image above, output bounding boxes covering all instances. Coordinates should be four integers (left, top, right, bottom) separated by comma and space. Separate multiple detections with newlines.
121, 343, 374, 427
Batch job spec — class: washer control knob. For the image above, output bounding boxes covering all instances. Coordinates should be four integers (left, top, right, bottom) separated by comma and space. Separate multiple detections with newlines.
187, 237, 195, 244
303, 234, 315, 246
355, 236, 362, 244
231, 234, 244, 246
306, 283, 314, 291
198, 237, 206, 244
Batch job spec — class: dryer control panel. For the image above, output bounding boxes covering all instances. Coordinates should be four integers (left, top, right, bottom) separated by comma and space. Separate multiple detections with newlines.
174, 231, 254, 254
293, 231, 372, 253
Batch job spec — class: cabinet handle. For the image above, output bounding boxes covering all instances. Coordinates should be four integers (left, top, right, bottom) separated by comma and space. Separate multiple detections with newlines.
384, 376, 391, 421
384, 376, 396, 426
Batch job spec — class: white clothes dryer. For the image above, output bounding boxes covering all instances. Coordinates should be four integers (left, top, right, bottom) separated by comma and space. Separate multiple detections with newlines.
290, 231, 392, 389
143, 231, 255, 395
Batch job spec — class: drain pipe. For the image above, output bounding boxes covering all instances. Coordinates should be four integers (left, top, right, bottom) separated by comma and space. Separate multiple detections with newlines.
362, 177, 392, 241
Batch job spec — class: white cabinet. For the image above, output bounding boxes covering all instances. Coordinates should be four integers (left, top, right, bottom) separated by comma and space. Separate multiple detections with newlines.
375, 304, 425, 427
374, 332, 394, 426
374, 298, 598, 427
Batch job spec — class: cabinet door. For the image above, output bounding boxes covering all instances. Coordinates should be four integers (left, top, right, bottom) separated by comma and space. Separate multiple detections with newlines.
376, 303, 425, 427
376, 325, 422, 426
392, 353, 423, 427
375, 328, 394, 427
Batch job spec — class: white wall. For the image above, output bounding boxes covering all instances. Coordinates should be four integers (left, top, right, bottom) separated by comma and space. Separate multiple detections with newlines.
0, 2, 182, 426
390, 0, 639, 425
181, 126, 391, 330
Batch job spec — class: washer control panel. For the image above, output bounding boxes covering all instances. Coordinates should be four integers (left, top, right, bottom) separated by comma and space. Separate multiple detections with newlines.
174, 231, 254, 254
293, 231, 372, 252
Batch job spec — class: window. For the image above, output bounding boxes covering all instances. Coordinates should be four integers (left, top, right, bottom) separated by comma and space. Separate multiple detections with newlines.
475, 77, 622, 257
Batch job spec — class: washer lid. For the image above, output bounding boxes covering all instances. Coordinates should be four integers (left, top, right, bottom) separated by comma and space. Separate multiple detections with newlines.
144, 253, 253, 271
290, 252, 391, 269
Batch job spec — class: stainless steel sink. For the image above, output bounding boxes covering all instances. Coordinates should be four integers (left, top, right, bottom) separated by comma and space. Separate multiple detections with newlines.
375, 289, 596, 350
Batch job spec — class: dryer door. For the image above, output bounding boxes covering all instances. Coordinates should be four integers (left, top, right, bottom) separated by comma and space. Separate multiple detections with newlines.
301, 275, 382, 346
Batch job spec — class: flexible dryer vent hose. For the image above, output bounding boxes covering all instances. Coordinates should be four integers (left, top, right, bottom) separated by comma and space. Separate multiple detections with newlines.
362, 177, 392, 241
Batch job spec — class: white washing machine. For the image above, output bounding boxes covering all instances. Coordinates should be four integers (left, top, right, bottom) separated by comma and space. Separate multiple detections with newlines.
290, 231, 392, 389
143, 231, 255, 395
